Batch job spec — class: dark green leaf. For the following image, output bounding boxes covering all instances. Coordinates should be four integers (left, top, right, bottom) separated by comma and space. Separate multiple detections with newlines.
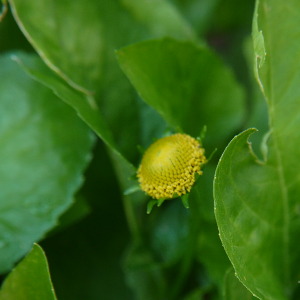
0, 244, 56, 300
0, 53, 94, 273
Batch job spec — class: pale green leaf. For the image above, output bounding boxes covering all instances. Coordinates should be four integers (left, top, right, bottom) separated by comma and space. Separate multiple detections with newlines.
0, 244, 56, 300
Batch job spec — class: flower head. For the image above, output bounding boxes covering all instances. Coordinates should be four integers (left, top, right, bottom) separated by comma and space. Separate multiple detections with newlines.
137, 133, 206, 199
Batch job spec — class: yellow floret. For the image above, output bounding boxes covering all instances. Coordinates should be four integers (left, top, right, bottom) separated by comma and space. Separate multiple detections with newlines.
137, 133, 206, 199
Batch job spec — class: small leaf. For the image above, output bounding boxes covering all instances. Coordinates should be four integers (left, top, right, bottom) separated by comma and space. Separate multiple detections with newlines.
0, 244, 56, 300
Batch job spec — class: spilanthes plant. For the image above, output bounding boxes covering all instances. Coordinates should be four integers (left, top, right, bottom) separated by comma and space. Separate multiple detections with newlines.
137, 133, 206, 212
1, 1, 299, 300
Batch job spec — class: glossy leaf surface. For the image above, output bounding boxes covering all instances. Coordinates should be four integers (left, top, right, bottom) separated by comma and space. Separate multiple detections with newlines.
0, 54, 93, 273
117, 38, 245, 148
214, 1, 300, 299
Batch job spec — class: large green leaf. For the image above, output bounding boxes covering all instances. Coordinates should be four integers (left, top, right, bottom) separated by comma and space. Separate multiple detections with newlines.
117, 38, 245, 149
0, 54, 94, 273
214, 1, 300, 298
0, 244, 56, 300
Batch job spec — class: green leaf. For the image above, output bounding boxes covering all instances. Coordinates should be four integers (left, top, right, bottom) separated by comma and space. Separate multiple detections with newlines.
8, 0, 194, 94
117, 38, 245, 149
223, 268, 256, 300
214, 128, 300, 299
14, 52, 140, 193
214, 1, 300, 299
0, 244, 56, 300
0, 53, 94, 273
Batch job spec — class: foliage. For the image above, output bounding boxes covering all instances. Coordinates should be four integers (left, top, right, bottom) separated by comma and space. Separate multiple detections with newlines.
214, 1, 300, 299
0, 0, 299, 299
0, 244, 56, 300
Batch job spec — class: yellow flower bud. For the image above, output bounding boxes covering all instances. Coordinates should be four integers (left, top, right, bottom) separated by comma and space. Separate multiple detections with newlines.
137, 133, 206, 199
